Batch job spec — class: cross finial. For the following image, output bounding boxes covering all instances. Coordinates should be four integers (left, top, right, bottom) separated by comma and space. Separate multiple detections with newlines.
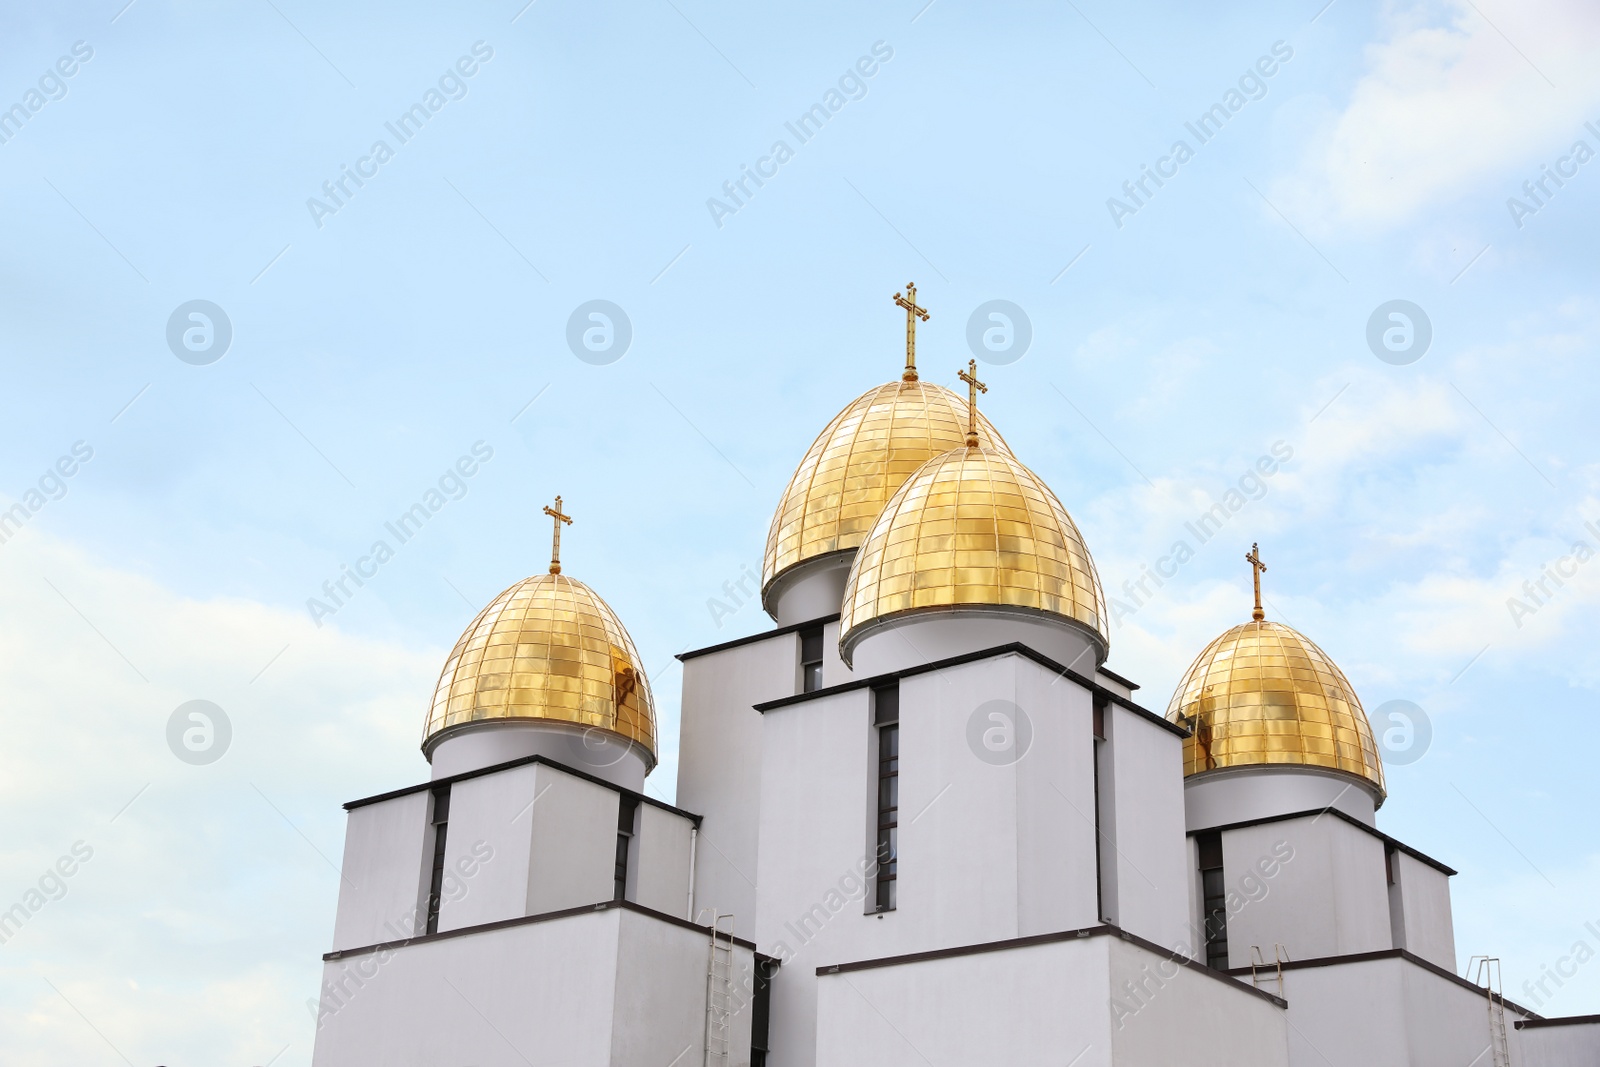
957, 359, 987, 447
1246, 542, 1267, 621
543, 496, 574, 574
893, 283, 930, 382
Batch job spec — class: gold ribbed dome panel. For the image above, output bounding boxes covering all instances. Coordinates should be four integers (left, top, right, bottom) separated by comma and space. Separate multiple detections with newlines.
423, 573, 656, 762
763, 380, 1011, 597
1165, 620, 1384, 795
840, 446, 1109, 654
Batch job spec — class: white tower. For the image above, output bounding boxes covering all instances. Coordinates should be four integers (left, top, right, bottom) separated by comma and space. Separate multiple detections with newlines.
311, 501, 759, 1067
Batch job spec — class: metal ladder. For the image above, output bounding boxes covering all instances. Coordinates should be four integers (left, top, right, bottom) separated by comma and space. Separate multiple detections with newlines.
1470, 956, 1512, 1067
1249, 944, 1289, 997
698, 910, 736, 1067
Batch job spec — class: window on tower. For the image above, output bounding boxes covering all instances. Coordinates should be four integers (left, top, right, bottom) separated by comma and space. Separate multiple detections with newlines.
1197, 831, 1227, 969
873, 684, 899, 912
424, 785, 451, 935
614, 796, 638, 901
800, 627, 824, 692
749, 957, 775, 1066
1092, 693, 1109, 923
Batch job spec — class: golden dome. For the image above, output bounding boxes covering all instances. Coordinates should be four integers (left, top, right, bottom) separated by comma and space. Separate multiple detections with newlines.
423, 572, 656, 765
839, 446, 1109, 661
763, 380, 1011, 606
1165, 620, 1385, 797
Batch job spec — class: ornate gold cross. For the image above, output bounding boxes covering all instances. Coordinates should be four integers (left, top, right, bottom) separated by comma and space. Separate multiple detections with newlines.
958, 359, 987, 447
543, 496, 573, 574
1246, 542, 1267, 621
893, 283, 930, 382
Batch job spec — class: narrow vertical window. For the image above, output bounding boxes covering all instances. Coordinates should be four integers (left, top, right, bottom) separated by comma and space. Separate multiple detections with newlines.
425, 785, 451, 935
1385, 844, 1407, 950
874, 684, 899, 912
614, 796, 638, 901
1092, 693, 1108, 923
749, 957, 774, 1067
1197, 831, 1227, 969
800, 627, 824, 693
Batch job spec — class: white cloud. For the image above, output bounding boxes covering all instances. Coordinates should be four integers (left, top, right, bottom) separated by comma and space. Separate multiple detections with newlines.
0, 530, 441, 1066
1089, 351, 1600, 701
1272, 0, 1600, 235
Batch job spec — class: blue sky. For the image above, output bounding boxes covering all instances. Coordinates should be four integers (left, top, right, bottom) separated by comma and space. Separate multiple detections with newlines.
2, 0, 1599, 1061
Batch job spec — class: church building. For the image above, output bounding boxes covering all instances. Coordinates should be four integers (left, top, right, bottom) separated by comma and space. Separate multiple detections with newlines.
309, 286, 1600, 1066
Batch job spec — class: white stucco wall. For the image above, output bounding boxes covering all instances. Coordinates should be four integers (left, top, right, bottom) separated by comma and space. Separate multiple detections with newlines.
754, 651, 1103, 1067
814, 934, 1288, 1067
427, 720, 648, 789
1095, 670, 1134, 699
1392, 850, 1456, 971
679, 633, 800, 942
330, 790, 432, 951
1221, 815, 1391, 968
1108, 936, 1290, 1065
1268, 953, 1537, 1067
1102, 703, 1191, 953
844, 612, 1099, 678
436, 764, 537, 932
767, 556, 850, 627
754, 682, 872, 1067
1517, 1020, 1600, 1066
526, 763, 618, 915
613, 908, 756, 1067
1184, 766, 1379, 830
972, 653, 1091, 957
312, 905, 752, 1067
634, 801, 695, 918
314, 909, 620, 1066
815, 938, 1115, 1067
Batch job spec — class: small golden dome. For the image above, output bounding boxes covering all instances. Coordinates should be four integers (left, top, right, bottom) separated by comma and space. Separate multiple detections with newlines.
423, 573, 656, 765
839, 446, 1109, 661
763, 380, 1011, 607
1166, 620, 1384, 797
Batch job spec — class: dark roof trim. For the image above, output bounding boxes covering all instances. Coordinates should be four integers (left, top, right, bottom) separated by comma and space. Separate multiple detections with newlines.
324, 898, 756, 961
677, 614, 841, 662
1225, 948, 1540, 1018
343, 753, 701, 826
816, 922, 1285, 1008
1097, 665, 1140, 692
753, 642, 1187, 738
1516, 1014, 1600, 1030
1188, 807, 1457, 876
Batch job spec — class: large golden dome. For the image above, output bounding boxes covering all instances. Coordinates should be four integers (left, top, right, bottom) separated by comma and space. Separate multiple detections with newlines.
1166, 620, 1384, 797
762, 379, 1010, 610
423, 572, 656, 765
839, 445, 1108, 661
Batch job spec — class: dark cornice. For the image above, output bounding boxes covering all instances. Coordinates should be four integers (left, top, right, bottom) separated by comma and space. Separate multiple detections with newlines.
753, 641, 1187, 739
1515, 1013, 1600, 1030
1186, 806, 1456, 876
324, 898, 756, 961
676, 613, 841, 662
816, 923, 1285, 1008
343, 753, 701, 826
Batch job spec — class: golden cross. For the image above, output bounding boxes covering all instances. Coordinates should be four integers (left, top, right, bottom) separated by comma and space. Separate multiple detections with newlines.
543, 496, 574, 574
1246, 542, 1267, 621
957, 359, 987, 447
893, 283, 930, 382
